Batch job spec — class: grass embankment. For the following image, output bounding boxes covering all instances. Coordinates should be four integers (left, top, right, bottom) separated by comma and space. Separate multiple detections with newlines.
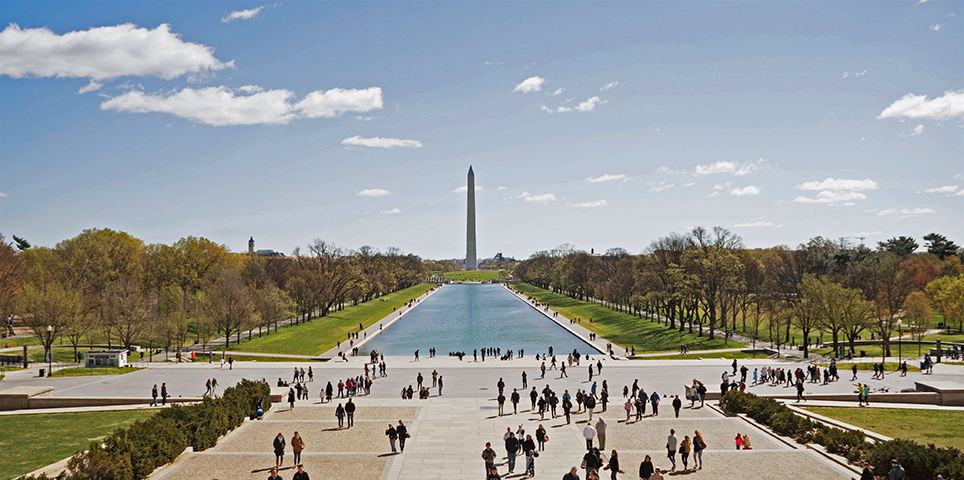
228, 283, 435, 356
441, 271, 501, 281
227, 355, 327, 362
512, 283, 743, 353
50, 366, 144, 377
632, 351, 768, 360
816, 362, 922, 373
802, 407, 964, 450
0, 409, 157, 479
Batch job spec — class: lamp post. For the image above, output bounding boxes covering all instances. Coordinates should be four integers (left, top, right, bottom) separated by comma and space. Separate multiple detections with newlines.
897, 320, 902, 367
46, 325, 52, 377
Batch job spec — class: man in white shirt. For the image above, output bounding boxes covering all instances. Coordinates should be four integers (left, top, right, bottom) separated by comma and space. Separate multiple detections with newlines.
583, 424, 596, 450
666, 429, 678, 472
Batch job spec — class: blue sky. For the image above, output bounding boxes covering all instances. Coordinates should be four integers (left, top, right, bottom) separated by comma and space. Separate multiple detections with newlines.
1, 1, 962, 259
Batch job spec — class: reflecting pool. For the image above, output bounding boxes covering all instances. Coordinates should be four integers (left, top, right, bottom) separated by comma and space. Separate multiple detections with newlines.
362, 283, 600, 356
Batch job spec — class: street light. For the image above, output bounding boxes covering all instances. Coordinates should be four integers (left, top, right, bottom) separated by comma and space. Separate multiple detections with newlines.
46, 325, 52, 377
897, 320, 902, 368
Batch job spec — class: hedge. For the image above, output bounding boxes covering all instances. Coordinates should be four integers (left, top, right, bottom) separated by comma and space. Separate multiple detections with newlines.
720, 390, 964, 479
19, 378, 271, 480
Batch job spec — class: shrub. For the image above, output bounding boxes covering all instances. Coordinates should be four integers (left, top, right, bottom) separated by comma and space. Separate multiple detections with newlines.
866, 438, 964, 480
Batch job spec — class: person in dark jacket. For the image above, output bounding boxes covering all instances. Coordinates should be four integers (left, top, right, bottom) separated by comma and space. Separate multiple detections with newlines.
273, 433, 286, 467
386, 423, 398, 453
583, 449, 600, 473
604, 450, 620, 480
639, 454, 654, 480
291, 464, 310, 480
345, 398, 356, 427
505, 432, 520, 473
396, 420, 408, 452
672, 395, 682, 418
287, 388, 295, 409
335, 403, 346, 428
522, 434, 537, 477
267, 467, 282, 480
563, 467, 580, 480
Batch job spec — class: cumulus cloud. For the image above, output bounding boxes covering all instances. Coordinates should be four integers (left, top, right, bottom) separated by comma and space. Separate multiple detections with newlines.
911, 124, 925, 136
497, 186, 506, 190
549, 88, 565, 96
381, 208, 401, 215
0, 192, 8, 198
878, 90, 964, 120
573, 200, 607, 208
600, 81, 618, 91
794, 191, 867, 205
0, 23, 232, 81
924, 185, 959, 194
513, 76, 546, 93
519, 191, 556, 204
100, 85, 383, 126
797, 178, 878, 191
878, 208, 936, 216
222, 6, 264, 23
795, 176, 878, 205
78, 79, 103, 94
358, 188, 390, 197
734, 221, 774, 228
730, 186, 760, 196
693, 158, 767, 176
648, 181, 674, 192
453, 185, 483, 193
587, 174, 626, 183
930, 23, 947, 31
342, 136, 422, 149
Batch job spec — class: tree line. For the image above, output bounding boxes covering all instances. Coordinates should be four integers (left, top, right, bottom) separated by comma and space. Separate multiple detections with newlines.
513, 227, 964, 358
0, 230, 429, 362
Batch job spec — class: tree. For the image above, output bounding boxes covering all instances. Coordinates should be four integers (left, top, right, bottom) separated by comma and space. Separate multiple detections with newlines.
256, 284, 294, 335
926, 275, 964, 332
794, 275, 824, 358
857, 253, 917, 359
157, 285, 189, 359
101, 276, 151, 351
877, 236, 918, 256
12, 235, 31, 251
800, 275, 856, 357
15, 280, 81, 370
903, 291, 932, 356
199, 269, 256, 350
0, 234, 25, 316
923, 233, 959, 260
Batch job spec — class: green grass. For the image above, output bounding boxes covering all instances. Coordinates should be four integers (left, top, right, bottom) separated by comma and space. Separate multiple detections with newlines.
801, 407, 964, 450
227, 283, 435, 356
225, 355, 328, 362
631, 351, 768, 360
29, 348, 86, 364
0, 409, 157, 479
49, 366, 144, 377
440, 271, 501, 281
0, 336, 44, 348
816, 362, 921, 373
513, 283, 744, 353
922, 333, 964, 343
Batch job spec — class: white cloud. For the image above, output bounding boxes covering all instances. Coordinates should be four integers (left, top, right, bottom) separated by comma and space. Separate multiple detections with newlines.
797, 178, 878, 191
573, 200, 607, 208
575, 96, 604, 112
354, 115, 377, 121
539, 105, 553, 114
930, 23, 947, 31
683, 182, 695, 187
497, 186, 506, 190
730, 186, 760, 196
694, 158, 767, 176
381, 208, 401, 215
101, 85, 383, 126
656, 166, 675, 174
222, 6, 264, 23
911, 124, 925, 136
358, 188, 390, 197
342, 136, 422, 149
0, 23, 232, 81
878, 208, 936, 216
513, 76, 546, 93
0, 192, 8, 198
78, 79, 103, 94
794, 191, 867, 205
878, 90, 964, 120
924, 185, 959, 194
734, 221, 774, 228
453, 185, 483, 193
296, 87, 383, 118
519, 191, 556, 204
713, 183, 731, 190
648, 180, 674, 192
842, 70, 869, 79
600, 81, 618, 91
549, 88, 565, 96
587, 174, 626, 183
918, 0, 929, 4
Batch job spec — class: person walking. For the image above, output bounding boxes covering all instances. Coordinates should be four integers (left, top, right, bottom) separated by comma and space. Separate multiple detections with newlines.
345, 398, 356, 428
268, 467, 283, 480
795, 380, 806, 402
288, 388, 296, 409
335, 403, 346, 428
505, 431, 520, 474
583, 423, 596, 450
438, 375, 443, 396
672, 395, 682, 418
396, 420, 408, 452
522, 434, 536, 477
161, 383, 168, 406
530, 387, 538, 411
889, 459, 906, 480
150, 384, 158, 407
497, 392, 506, 416
522, 371, 528, 389
291, 464, 309, 480
595, 417, 607, 450
679, 435, 691, 471
205, 378, 212, 397
604, 450, 620, 480
386, 423, 398, 453
482, 442, 497, 477
291, 431, 305, 465
650, 391, 660, 416
666, 429, 678, 472
585, 393, 597, 421
563, 395, 573, 424
536, 424, 547, 451
639, 455, 654, 480
511, 388, 521, 414
563, 467, 580, 480
273, 432, 286, 467
693, 430, 705, 470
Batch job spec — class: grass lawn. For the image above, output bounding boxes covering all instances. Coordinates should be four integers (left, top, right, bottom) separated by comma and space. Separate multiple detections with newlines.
441, 271, 501, 281
29, 348, 86, 364
816, 362, 921, 373
0, 409, 157, 479
227, 283, 435, 356
801, 406, 964, 450
227, 354, 328, 362
50, 366, 144, 377
923, 332, 964, 343
631, 351, 769, 360
1, 336, 44, 348
513, 283, 744, 353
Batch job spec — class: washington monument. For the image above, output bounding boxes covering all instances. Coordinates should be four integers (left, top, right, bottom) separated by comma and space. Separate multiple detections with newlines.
466, 166, 477, 270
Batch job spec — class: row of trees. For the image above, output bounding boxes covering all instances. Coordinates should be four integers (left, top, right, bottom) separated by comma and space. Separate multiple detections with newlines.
1, 230, 429, 363
514, 228, 964, 358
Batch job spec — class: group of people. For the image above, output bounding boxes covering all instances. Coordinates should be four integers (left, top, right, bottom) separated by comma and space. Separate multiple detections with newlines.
269, 432, 309, 479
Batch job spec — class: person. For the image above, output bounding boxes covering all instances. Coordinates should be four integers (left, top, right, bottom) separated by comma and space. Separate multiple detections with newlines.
650, 467, 664, 480
583, 449, 600, 473
511, 388, 521, 414
595, 418, 607, 450
889, 459, 905, 480
679, 435, 691, 470
438, 375, 443, 396
563, 395, 573, 424
522, 370, 528, 389
585, 392, 596, 421
522, 434, 536, 477
482, 442, 497, 476
638, 455, 654, 480
604, 450, 620, 480
414, 349, 419, 361
335, 403, 346, 428
487, 466, 501, 480
563, 467, 580, 480
742, 433, 752, 450
386, 423, 398, 453
650, 391, 660, 416
288, 388, 296, 410
273, 432, 286, 467
150, 384, 158, 407
735, 432, 743, 450
666, 429, 678, 471
291, 431, 305, 465
536, 424, 547, 451
292, 464, 309, 480
795, 380, 806, 402
859, 462, 875, 480
583, 423, 596, 450
505, 431, 520, 474
497, 392, 506, 416
693, 430, 705, 470
345, 398, 356, 428
396, 420, 408, 452
267, 467, 283, 480
161, 383, 168, 405
530, 387, 538, 411
672, 395, 682, 418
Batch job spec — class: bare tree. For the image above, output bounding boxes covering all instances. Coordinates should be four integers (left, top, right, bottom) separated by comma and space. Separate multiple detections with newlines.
199, 269, 255, 350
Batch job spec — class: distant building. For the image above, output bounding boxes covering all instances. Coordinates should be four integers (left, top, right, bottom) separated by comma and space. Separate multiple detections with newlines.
84, 350, 127, 368
248, 237, 283, 257
249, 237, 255, 253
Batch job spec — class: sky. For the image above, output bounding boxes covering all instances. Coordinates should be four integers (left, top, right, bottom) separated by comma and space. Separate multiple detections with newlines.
1, 1, 962, 260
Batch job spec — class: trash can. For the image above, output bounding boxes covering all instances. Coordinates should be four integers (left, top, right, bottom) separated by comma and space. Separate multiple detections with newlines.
39, 368, 45, 377
859, 350, 866, 357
